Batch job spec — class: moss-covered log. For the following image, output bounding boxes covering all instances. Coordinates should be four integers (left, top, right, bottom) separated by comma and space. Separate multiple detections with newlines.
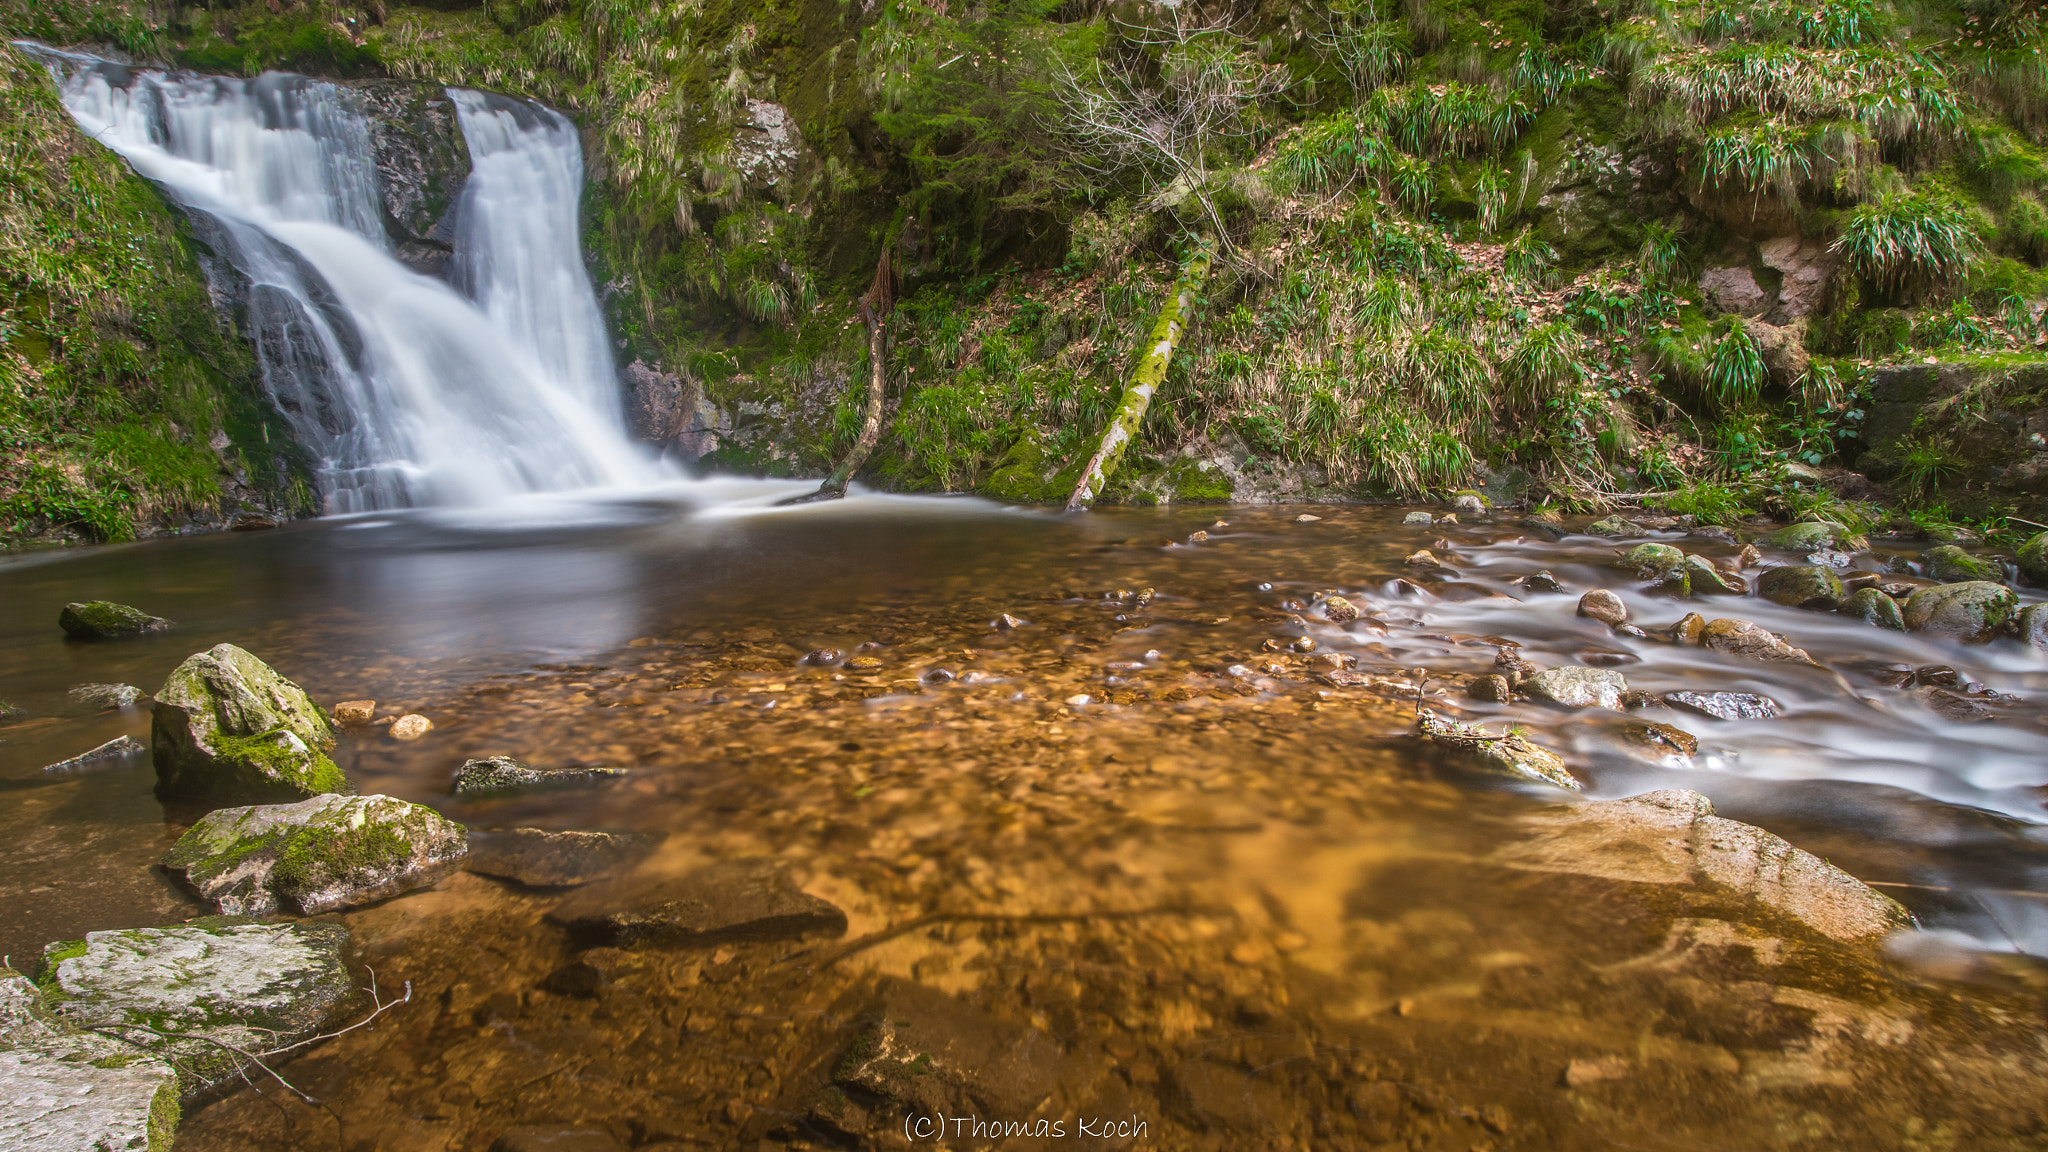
1065, 235, 1214, 512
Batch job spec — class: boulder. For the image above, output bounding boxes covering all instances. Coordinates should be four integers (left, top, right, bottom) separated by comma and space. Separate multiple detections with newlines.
1577, 589, 1629, 625
1620, 542, 1685, 577
151, 644, 348, 802
1757, 565, 1844, 609
57, 601, 171, 639
1840, 586, 1906, 631
1417, 711, 1582, 790
1402, 511, 1434, 525
41, 735, 147, 775
1491, 790, 1912, 942
1468, 674, 1513, 702
1622, 722, 1697, 759
1920, 544, 2002, 584
41, 920, 351, 1097
464, 829, 663, 888
549, 859, 849, 945
1902, 582, 2018, 643
0, 970, 179, 1150
453, 756, 628, 798
1451, 493, 1487, 515
2019, 531, 2048, 585
1586, 516, 1642, 538
1766, 520, 1866, 553
2019, 604, 2048, 653
68, 682, 144, 709
1523, 667, 1629, 710
1664, 690, 1782, 721
1700, 618, 1817, 665
1684, 554, 1745, 594
162, 793, 467, 915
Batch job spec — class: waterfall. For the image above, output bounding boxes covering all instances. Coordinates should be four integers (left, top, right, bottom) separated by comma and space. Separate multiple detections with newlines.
28, 47, 662, 512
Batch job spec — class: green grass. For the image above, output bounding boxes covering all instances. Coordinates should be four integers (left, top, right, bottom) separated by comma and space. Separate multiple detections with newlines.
1831, 191, 1984, 292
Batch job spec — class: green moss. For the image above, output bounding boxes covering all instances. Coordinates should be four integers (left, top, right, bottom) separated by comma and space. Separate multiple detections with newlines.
210, 729, 348, 798
146, 1077, 181, 1149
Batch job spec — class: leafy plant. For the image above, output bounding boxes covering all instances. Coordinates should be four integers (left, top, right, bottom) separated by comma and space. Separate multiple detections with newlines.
1703, 317, 1767, 405
1894, 435, 1964, 503
1664, 480, 1754, 525
1830, 191, 1983, 291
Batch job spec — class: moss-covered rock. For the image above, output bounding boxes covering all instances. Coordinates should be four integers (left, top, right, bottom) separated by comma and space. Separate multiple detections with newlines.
452, 756, 627, 798
2019, 532, 2048, 587
1840, 587, 1906, 631
1757, 565, 1845, 610
1766, 520, 1867, 553
1620, 542, 1684, 578
0, 969, 180, 1149
1586, 516, 1642, 538
1902, 582, 2018, 644
151, 643, 347, 802
1416, 710, 1581, 790
162, 792, 467, 915
1684, 553, 1746, 595
1921, 544, 2002, 584
57, 601, 171, 639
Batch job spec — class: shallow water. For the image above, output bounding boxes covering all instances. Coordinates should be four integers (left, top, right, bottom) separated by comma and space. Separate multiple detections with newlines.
5, 497, 2048, 1149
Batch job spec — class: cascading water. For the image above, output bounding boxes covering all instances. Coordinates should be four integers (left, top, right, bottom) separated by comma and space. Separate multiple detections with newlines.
28, 47, 662, 512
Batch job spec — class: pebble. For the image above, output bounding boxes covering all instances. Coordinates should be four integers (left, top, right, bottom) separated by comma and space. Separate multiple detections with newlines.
922, 668, 956, 683
390, 714, 434, 740
1295, 514, 1322, 522
332, 699, 376, 725
994, 613, 1026, 630
846, 656, 884, 673
1289, 637, 1316, 653
1577, 589, 1628, 625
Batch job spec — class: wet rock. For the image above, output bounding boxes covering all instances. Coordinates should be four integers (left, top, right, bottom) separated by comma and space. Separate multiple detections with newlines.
1405, 548, 1444, 568
331, 699, 376, 725
68, 682, 144, 709
1902, 581, 2018, 643
1295, 513, 1323, 522
1494, 648, 1541, 681
1921, 688, 1995, 722
1623, 722, 1699, 758
1700, 618, 1817, 665
490, 1128, 626, 1152
1451, 493, 1487, 515
41, 735, 147, 775
2019, 604, 2048, 652
922, 668, 957, 683
1185, 530, 1209, 543
1306, 652, 1357, 673
388, 713, 433, 740
228, 513, 278, 531
993, 613, 1026, 630
1734, 543, 1763, 569
1921, 544, 2001, 584
803, 648, 844, 666
1621, 542, 1685, 577
1669, 612, 1707, 644
1492, 789, 1911, 942
57, 600, 171, 639
550, 859, 847, 945
1565, 1056, 1631, 1088
2019, 531, 2048, 585
1576, 589, 1628, 625
454, 756, 628, 798
1690, 524, 1738, 542
1684, 554, 1746, 595
465, 829, 662, 888
1417, 711, 1581, 789
1621, 689, 1662, 709
151, 643, 347, 802
1586, 516, 1641, 538
1757, 565, 1844, 609
1289, 636, 1316, 653
1840, 586, 1906, 631
0, 971, 179, 1150
1402, 511, 1434, 525
162, 793, 467, 915
1523, 667, 1628, 710
41, 920, 352, 1097
1469, 674, 1513, 702
1912, 665, 1960, 688
1804, 549, 1854, 568
1663, 690, 1783, 721
846, 656, 884, 672
0, 699, 23, 725
1321, 595, 1360, 623
1517, 571, 1564, 593
1766, 520, 1866, 553
1581, 648, 1642, 665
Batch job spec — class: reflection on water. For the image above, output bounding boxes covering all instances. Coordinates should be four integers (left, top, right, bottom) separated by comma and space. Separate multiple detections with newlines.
3, 500, 2047, 1148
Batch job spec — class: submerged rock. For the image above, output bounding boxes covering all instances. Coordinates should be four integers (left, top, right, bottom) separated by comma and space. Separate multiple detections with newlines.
549, 859, 848, 945
1921, 688, 1995, 723
151, 644, 348, 802
0, 970, 179, 1151
1840, 586, 1907, 631
1920, 544, 2001, 584
58, 601, 171, 639
1523, 667, 1628, 710
1622, 721, 1698, 759
1684, 553, 1745, 594
1700, 618, 1817, 665
0, 699, 23, 725
1577, 589, 1628, 625
41, 735, 147, 774
42, 920, 351, 1097
1664, 690, 1782, 721
68, 682, 144, 709
162, 793, 467, 915
1321, 595, 1360, 623
465, 828, 663, 888
1669, 611, 1707, 644
1902, 581, 2017, 643
1417, 710, 1582, 789
454, 756, 628, 798
1491, 790, 1912, 942
2019, 531, 2048, 585
1758, 565, 1844, 609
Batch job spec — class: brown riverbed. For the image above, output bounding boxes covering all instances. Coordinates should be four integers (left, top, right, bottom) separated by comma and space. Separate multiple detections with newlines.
4, 495, 2048, 1150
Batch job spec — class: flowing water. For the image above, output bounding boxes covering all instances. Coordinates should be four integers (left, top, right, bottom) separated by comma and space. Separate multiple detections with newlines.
4, 503, 2048, 1149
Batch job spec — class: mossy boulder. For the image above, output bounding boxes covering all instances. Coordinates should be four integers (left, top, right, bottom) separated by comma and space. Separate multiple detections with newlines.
1586, 516, 1642, 538
2018, 603, 2048, 652
1766, 520, 1867, 553
58, 601, 171, 639
2019, 532, 2048, 586
151, 644, 348, 802
162, 793, 467, 915
0, 970, 180, 1149
1620, 542, 1685, 578
452, 756, 628, 798
1902, 582, 2018, 644
1758, 565, 1845, 609
1840, 587, 1907, 631
1684, 553, 1746, 595
1920, 544, 2002, 584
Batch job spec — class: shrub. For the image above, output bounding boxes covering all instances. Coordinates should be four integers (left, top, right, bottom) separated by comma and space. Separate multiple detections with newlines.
1830, 191, 1982, 291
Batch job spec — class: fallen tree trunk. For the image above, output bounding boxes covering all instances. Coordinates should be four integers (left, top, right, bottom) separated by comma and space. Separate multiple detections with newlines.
782, 244, 895, 505
1064, 234, 1215, 512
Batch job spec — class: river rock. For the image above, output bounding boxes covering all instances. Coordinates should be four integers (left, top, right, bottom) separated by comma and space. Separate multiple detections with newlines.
1523, 667, 1628, 709
1586, 516, 1641, 538
1766, 520, 1866, 553
1517, 571, 1564, 593
1669, 612, 1707, 644
453, 756, 628, 797
68, 682, 144, 709
1451, 493, 1487, 515
1622, 722, 1698, 758
1700, 618, 1816, 664
1757, 565, 1844, 609
464, 829, 663, 887
331, 699, 376, 725
2019, 604, 2048, 652
1468, 674, 1513, 702
151, 643, 348, 802
162, 793, 467, 915
1921, 544, 2001, 584
1902, 581, 2017, 643
388, 713, 433, 740
1664, 690, 1782, 721
549, 859, 849, 945
57, 601, 171, 639
1416, 711, 1581, 789
1577, 589, 1628, 625
1321, 595, 1360, 623
1494, 648, 1541, 680
1921, 688, 1995, 722
1402, 511, 1433, 525
0, 970, 179, 1151
41, 735, 147, 774
0, 699, 23, 725
1621, 542, 1684, 577
2019, 531, 2048, 585
1684, 553, 1745, 594
1840, 586, 1906, 631
41, 920, 351, 1097
1491, 790, 1911, 942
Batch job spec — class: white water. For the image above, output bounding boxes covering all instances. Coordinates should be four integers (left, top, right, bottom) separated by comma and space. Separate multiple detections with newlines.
32, 49, 663, 512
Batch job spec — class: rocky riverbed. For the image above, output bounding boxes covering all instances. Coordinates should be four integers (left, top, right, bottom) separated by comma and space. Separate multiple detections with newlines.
3, 500, 2047, 1150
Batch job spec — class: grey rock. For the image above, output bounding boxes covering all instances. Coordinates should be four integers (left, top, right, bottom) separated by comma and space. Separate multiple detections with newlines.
1586, 515, 1642, 538
549, 859, 848, 945
1417, 711, 1582, 789
2019, 603, 2048, 652
353, 80, 472, 278
1523, 667, 1629, 710
1402, 511, 1434, 525
1492, 790, 1912, 942
163, 793, 467, 916
453, 756, 628, 798
1577, 589, 1629, 625
68, 682, 144, 709
42, 735, 147, 774
1758, 565, 1845, 609
151, 643, 348, 802
1701, 618, 1817, 665
1766, 520, 1866, 553
58, 601, 171, 639
1921, 544, 2002, 584
1902, 581, 2018, 643
1451, 493, 1487, 515
1684, 553, 1746, 594
1664, 690, 1783, 721
1841, 586, 1907, 631
0, 972, 178, 1151
465, 829, 663, 888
